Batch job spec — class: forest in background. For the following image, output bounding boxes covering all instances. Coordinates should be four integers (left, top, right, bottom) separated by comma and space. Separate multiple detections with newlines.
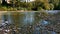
0, 0, 60, 11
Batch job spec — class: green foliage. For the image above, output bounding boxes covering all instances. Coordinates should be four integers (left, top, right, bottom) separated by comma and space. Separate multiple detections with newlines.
49, 3, 54, 10
37, 7, 44, 10
0, 0, 60, 11
32, 0, 54, 10
49, 0, 60, 9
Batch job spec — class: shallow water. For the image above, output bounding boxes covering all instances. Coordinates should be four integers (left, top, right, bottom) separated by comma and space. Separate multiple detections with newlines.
23, 12, 35, 25
1, 11, 59, 34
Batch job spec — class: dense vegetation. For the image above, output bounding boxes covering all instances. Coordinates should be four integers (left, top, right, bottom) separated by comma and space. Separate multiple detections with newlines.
0, 0, 60, 11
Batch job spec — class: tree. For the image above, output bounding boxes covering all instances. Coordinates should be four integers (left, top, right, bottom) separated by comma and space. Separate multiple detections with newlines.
1, 0, 7, 5
49, 0, 60, 10
32, 0, 53, 10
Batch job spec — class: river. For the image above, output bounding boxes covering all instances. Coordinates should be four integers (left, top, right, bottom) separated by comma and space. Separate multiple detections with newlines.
1, 11, 59, 34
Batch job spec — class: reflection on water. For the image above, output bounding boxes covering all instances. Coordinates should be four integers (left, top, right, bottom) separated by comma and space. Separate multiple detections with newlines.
40, 20, 49, 26
51, 31, 56, 34
23, 12, 35, 25
46, 10, 59, 14
0, 11, 59, 34
33, 25, 40, 34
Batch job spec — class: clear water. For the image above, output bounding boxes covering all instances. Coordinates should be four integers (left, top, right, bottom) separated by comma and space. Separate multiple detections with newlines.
1, 11, 58, 34
23, 12, 35, 25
